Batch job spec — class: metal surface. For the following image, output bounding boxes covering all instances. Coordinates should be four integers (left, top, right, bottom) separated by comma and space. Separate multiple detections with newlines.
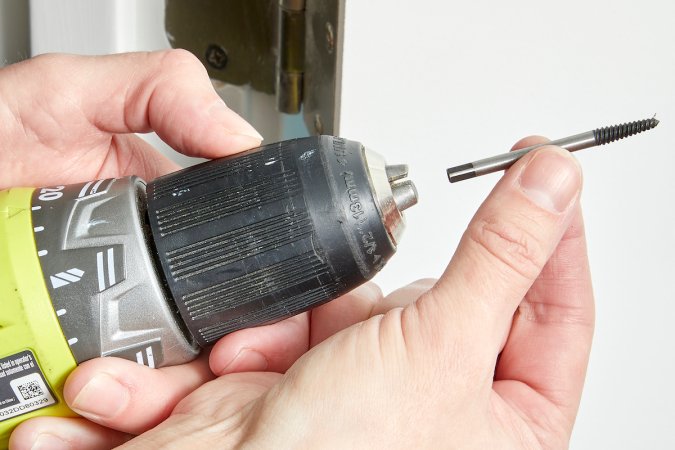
165, 0, 277, 93
32, 177, 199, 367
280, 0, 305, 9
364, 148, 418, 247
303, 0, 344, 135
0, 0, 30, 66
447, 117, 660, 183
276, 0, 306, 113
391, 181, 418, 212
165, 0, 344, 132
385, 164, 410, 183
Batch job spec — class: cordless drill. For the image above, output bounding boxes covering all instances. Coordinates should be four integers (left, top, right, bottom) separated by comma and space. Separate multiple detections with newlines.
0, 136, 417, 443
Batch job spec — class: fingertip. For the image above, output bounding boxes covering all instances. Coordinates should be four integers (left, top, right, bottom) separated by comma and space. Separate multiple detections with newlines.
349, 282, 384, 305
208, 100, 263, 141
61, 357, 213, 434
18, 433, 70, 450
169, 102, 263, 159
210, 314, 310, 376
211, 348, 269, 376
62, 359, 139, 423
408, 278, 438, 291
511, 135, 550, 151
193, 131, 263, 159
382, 278, 436, 308
61, 358, 136, 398
518, 146, 582, 214
9, 417, 131, 450
125, 50, 263, 159
66, 372, 130, 422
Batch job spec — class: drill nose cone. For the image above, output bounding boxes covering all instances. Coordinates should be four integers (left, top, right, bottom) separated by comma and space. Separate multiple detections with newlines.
391, 180, 418, 212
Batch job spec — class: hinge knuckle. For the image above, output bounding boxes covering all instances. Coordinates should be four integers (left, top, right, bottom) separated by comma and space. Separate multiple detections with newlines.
277, 0, 306, 114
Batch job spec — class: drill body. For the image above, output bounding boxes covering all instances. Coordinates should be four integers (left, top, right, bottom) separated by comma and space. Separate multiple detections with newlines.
0, 136, 417, 444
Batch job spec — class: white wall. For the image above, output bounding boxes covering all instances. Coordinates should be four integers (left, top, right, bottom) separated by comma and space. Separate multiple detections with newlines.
0, 0, 29, 66
30, 0, 168, 55
340, 1, 675, 448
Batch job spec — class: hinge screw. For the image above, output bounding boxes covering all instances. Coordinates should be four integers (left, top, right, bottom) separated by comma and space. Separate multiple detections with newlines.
205, 44, 229, 70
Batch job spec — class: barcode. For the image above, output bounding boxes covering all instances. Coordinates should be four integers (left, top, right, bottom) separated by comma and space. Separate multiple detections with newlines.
17, 380, 44, 400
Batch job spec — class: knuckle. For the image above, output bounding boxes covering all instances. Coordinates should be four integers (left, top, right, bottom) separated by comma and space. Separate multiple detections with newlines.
28, 52, 60, 66
411, 278, 438, 290
157, 48, 204, 72
21, 53, 71, 79
467, 216, 546, 281
518, 297, 594, 328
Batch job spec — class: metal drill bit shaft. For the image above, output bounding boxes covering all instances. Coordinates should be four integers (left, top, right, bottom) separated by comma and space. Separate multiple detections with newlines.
447, 117, 659, 183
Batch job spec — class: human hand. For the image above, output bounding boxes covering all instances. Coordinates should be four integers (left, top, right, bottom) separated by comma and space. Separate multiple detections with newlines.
15, 136, 593, 448
5, 50, 399, 450
11, 280, 402, 449
0, 49, 268, 448
0, 50, 263, 190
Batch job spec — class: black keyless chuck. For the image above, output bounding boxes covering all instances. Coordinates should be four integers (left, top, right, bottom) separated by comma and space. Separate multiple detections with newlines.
146, 135, 418, 346
26, 135, 417, 371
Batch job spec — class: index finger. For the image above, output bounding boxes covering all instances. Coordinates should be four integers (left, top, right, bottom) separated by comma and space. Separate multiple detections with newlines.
9, 50, 263, 159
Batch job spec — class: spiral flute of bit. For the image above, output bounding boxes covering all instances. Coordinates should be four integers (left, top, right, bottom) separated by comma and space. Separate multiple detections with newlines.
593, 118, 660, 146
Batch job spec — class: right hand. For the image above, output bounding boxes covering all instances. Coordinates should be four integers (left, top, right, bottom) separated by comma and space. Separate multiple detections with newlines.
13, 140, 594, 449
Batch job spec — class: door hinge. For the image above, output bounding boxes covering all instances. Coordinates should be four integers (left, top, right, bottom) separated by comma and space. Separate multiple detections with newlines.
277, 0, 305, 114
165, 0, 344, 135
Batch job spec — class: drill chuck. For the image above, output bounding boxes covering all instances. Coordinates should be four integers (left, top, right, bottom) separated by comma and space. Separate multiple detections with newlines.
0, 136, 416, 440
148, 136, 416, 345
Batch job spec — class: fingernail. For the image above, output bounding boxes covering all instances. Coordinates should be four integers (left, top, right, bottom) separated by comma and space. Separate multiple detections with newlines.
352, 282, 383, 303
71, 372, 129, 420
519, 148, 581, 213
209, 101, 264, 141
31, 434, 71, 450
220, 348, 269, 374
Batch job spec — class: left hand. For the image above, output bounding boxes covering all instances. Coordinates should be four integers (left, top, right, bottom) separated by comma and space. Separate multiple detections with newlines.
3, 50, 395, 449
0, 50, 262, 190
1, 49, 266, 448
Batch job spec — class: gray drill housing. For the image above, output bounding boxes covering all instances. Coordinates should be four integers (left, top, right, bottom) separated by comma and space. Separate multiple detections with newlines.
32, 178, 198, 367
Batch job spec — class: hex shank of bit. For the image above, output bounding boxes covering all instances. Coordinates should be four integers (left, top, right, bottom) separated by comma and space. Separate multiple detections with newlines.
446, 131, 595, 183
447, 117, 659, 183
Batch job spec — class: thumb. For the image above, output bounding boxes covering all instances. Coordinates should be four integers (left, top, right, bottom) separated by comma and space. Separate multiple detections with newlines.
413, 146, 582, 362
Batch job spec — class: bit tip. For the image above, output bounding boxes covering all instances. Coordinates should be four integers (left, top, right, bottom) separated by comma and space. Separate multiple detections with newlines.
593, 116, 660, 146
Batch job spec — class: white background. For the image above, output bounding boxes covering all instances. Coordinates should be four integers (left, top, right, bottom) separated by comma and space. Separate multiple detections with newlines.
2, 0, 674, 448
339, 2, 675, 448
